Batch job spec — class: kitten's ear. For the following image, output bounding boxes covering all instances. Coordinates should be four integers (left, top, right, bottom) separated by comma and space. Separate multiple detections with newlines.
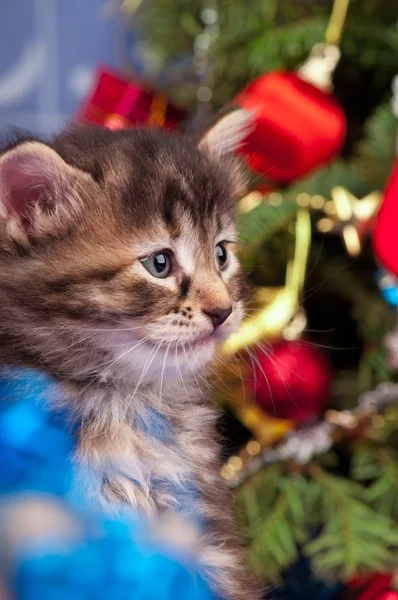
198, 109, 254, 157
0, 141, 90, 245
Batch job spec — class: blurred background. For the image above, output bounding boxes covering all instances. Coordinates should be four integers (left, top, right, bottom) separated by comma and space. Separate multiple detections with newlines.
0, 0, 117, 134
1, 1, 398, 600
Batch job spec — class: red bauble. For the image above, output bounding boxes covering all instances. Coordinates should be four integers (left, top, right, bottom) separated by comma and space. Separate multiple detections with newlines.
374, 159, 398, 277
77, 65, 186, 130
236, 71, 346, 183
349, 573, 396, 600
250, 339, 332, 423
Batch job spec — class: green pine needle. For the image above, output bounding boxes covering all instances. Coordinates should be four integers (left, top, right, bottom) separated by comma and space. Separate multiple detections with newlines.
236, 467, 309, 583
352, 446, 398, 522
354, 102, 397, 188
235, 463, 398, 583
304, 468, 398, 579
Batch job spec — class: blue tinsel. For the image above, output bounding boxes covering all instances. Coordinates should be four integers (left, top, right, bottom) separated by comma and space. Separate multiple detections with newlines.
0, 368, 214, 600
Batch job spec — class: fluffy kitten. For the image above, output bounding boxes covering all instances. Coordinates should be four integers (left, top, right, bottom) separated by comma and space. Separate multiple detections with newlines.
0, 111, 262, 600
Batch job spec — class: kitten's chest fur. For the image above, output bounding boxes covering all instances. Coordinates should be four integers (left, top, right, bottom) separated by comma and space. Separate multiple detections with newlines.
64, 380, 263, 600
70, 380, 219, 522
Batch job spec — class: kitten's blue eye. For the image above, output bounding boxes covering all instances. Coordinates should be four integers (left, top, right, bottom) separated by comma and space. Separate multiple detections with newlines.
215, 242, 228, 269
140, 251, 172, 278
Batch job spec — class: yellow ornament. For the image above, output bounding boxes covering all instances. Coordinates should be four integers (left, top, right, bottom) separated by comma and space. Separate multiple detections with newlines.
222, 208, 311, 356
214, 210, 310, 446
317, 186, 382, 257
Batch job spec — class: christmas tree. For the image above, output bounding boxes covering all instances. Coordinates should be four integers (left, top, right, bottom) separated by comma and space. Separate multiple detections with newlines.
101, 0, 398, 596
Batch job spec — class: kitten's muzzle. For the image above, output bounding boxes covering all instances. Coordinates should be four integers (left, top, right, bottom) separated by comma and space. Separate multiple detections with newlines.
203, 306, 232, 329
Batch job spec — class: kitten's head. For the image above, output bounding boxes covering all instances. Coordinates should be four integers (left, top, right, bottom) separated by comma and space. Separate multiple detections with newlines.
0, 111, 252, 383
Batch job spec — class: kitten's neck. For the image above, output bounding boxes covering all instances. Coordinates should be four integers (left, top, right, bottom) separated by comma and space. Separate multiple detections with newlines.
60, 373, 215, 516
61, 374, 204, 433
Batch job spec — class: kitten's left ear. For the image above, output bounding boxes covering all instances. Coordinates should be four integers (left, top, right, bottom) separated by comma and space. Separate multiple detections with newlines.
198, 109, 254, 157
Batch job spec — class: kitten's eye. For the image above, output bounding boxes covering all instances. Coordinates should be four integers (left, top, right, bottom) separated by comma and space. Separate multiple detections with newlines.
215, 242, 228, 270
140, 251, 172, 278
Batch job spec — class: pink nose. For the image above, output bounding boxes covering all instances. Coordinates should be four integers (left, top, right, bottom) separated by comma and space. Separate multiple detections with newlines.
203, 306, 232, 329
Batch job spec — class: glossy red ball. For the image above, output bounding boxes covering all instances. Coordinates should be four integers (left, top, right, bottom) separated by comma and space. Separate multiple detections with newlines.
374, 159, 398, 277
250, 339, 332, 423
236, 71, 346, 183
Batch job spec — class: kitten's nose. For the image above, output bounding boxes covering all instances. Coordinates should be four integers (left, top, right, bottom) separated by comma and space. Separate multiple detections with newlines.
203, 306, 233, 329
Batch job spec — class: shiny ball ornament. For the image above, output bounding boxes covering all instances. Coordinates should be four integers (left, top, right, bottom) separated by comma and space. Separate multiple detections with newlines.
348, 573, 397, 600
374, 159, 398, 277
250, 339, 332, 423
235, 71, 346, 184
376, 269, 398, 306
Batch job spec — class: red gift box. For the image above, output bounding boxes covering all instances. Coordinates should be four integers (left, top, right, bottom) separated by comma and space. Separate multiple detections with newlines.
77, 66, 186, 131
236, 71, 346, 183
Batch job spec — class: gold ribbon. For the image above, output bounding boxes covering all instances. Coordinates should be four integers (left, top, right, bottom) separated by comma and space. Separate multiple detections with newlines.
221, 209, 311, 357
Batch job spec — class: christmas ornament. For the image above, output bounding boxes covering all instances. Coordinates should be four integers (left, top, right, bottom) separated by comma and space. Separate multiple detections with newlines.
236, 71, 346, 184
222, 379, 398, 489
374, 160, 398, 276
348, 573, 396, 600
317, 186, 382, 257
235, 0, 352, 184
250, 339, 332, 423
77, 66, 186, 130
376, 269, 398, 306
222, 209, 311, 357
218, 210, 310, 445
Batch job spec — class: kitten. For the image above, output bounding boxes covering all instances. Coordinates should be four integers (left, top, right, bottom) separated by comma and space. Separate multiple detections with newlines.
0, 111, 262, 600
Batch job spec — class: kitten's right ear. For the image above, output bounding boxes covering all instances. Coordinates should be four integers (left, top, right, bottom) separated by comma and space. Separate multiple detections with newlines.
0, 141, 91, 247
198, 109, 254, 157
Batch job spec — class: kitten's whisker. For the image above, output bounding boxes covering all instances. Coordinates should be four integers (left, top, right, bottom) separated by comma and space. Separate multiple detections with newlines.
254, 340, 308, 383
98, 335, 153, 371
253, 340, 298, 412
302, 258, 359, 303
159, 340, 172, 406
175, 342, 193, 406
300, 339, 357, 351
243, 344, 277, 417
182, 343, 201, 390
130, 341, 163, 401
209, 358, 243, 403
232, 354, 248, 409
30, 323, 148, 334
210, 349, 255, 403
214, 354, 252, 382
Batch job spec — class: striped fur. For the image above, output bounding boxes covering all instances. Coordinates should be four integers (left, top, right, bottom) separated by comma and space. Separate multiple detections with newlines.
0, 116, 263, 600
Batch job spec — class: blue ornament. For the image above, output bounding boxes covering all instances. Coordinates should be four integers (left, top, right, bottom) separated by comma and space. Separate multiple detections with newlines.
376, 269, 398, 306
0, 368, 214, 600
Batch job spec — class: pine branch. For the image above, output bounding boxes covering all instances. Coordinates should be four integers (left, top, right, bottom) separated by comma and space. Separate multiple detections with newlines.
129, 0, 398, 108
236, 467, 309, 583
304, 465, 398, 579
248, 17, 327, 73
237, 159, 370, 268
354, 103, 397, 189
237, 198, 297, 263
352, 446, 398, 522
